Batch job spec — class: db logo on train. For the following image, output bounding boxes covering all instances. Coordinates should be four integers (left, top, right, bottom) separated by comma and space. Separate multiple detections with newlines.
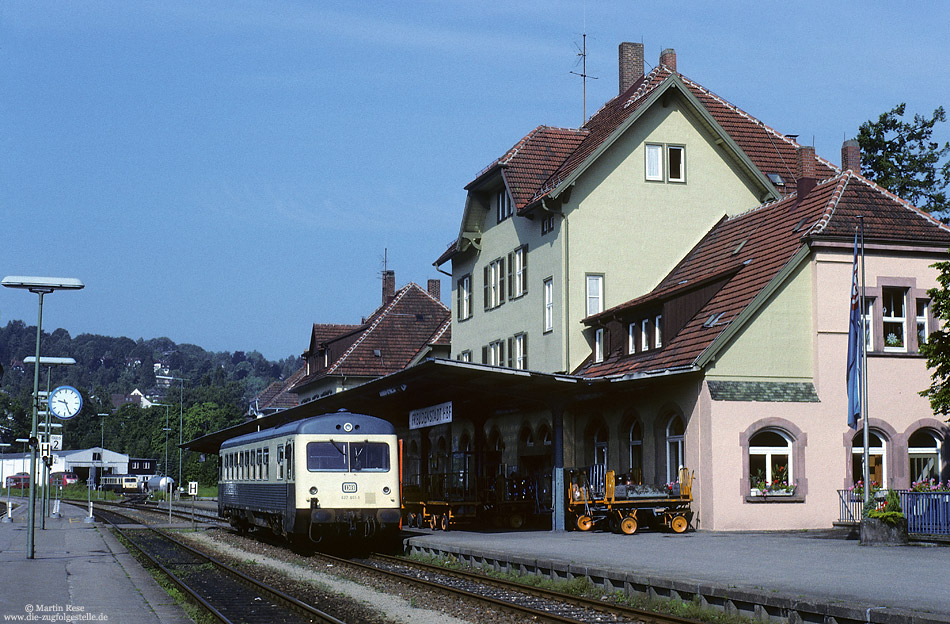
342, 482, 358, 493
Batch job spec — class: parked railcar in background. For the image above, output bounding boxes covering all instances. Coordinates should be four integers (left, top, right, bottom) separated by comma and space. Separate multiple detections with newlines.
48, 472, 79, 487
100, 474, 141, 493
5, 473, 29, 489
218, 409, 401, 545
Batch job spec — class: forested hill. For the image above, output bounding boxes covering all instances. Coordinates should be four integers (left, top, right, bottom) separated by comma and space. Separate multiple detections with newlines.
0, 319, 300, 404
0, 319, 302, 482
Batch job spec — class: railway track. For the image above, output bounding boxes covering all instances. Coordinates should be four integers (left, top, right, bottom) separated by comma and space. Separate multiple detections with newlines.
89, 504, 346, 624
321, 550, 704, 624
85, 500, 706, 624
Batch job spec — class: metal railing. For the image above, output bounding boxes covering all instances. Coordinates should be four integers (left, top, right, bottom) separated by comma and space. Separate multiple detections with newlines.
836, 489, 950, 535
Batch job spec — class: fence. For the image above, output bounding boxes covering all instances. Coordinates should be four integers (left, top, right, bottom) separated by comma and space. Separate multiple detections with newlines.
836, 490, 950, 535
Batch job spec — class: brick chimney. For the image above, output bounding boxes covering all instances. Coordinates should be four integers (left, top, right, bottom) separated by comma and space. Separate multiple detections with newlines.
659, 48, 677, 72
618, 42, 644, 94
382, 270, 395, 305
796, 146, 817, 198
841, 139, 861, 174
427, 278, 441, 301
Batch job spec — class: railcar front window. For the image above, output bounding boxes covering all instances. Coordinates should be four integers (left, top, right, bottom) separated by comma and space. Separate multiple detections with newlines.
307, 441, 349, 471
351, 443, 390, 472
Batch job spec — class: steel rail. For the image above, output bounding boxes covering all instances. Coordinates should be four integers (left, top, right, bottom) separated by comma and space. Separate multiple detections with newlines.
78, 503, 346, 624
371, 553, 705, 624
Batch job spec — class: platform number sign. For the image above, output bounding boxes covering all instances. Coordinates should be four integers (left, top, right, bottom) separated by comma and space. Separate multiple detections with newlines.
50, 434, 63, 451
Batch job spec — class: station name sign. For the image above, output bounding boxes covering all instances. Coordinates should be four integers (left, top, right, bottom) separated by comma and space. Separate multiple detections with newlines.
409, 401, 453, 430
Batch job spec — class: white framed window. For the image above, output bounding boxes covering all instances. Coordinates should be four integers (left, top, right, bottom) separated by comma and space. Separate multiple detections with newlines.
748, 430, 792, 494
909, 429, 940, 483
543, 278, 554, 332
586, 274, 604, 317
655, 314, 663, 348
513, 333, 528, 370
496, 189, 513, 222
628, 323, 636, 354
484, 258, 505, 310
667, 145, 685, 182
861, 298, 874, 352
640, 318, 649, 352
457, 274, 472, 320
645, 143, 663, 181
917, 300, 930, 346
486, 340, 504, 366
457, 350, 472, 362
666, 415, 685, 484
541, 214, 556, 235
594, 328, 604, 363
851, 430, 886, 487
882, 288, 906, 352
509, 245, 527, 298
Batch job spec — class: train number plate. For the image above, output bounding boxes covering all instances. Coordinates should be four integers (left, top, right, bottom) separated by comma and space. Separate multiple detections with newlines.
342, 482, 358, 493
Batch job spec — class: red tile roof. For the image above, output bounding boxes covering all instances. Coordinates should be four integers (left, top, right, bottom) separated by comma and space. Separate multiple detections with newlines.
293, 282, 451, 390
577, 171, 950, 379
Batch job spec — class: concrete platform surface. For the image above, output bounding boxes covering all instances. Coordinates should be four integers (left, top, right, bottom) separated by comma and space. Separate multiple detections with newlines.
405, 527, 950, 622
0, 497, 193, 624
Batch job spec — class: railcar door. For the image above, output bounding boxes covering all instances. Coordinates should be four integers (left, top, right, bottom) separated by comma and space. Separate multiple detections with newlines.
281, 440, 296, 534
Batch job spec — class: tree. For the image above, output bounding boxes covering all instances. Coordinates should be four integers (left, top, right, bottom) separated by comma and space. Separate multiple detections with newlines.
857, 103, 950, 216
920, 256, 950, 420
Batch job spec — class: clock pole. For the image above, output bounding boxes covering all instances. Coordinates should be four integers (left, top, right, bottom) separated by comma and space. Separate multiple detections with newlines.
2, 276, 84, 560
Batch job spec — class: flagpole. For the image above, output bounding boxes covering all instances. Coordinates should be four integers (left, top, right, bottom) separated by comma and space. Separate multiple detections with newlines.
859, 216, 870, 505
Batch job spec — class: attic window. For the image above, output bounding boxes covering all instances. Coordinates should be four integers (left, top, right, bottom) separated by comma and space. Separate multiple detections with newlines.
732, 239, 748, 255
793, 217, 809, 232
415, 314, 425, 321
496, 189, 513, 222
767, 173, 786, 186
373, 349, 382, 357
703, 312, 726, 328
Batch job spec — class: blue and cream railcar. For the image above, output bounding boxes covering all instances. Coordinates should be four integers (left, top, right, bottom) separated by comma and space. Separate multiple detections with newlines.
218, 410, 401, 543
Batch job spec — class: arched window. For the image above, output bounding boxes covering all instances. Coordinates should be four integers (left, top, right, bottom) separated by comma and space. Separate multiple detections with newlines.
458, 433, 472, 453
666, 414, 685, 483
539, 425, 552, 446
909, 429, 941, 483
852, 430, 886, 487
628, 421, 643, 484
749, 429, 793, 493
520, 426, 535, 448
593, 423, 608, 468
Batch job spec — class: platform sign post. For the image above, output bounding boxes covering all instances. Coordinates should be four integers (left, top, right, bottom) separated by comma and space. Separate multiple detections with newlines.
189, 482, 198, 529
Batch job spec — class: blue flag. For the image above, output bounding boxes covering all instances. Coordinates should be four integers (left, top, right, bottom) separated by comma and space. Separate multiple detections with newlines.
846, 231, 862, 428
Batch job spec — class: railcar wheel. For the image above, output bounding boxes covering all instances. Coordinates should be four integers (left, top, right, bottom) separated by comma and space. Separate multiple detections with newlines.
620, 515, 638, 535
576, 514, 593, 531
428, 514, 438, 530
407, 513, 417, 527
670, 515, 688, 533
439, 514, 450, 531
508, 513, 525, 530
415, 514, 425, 529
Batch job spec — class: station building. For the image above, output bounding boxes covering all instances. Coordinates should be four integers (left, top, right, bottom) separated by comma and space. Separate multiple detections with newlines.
189, 44, 950, 532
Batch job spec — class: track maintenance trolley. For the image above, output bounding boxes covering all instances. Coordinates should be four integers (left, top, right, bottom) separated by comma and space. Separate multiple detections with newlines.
567, 466, 694, 534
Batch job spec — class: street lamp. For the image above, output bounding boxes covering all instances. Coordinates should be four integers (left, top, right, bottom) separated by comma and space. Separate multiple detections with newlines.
2, 276, 83, 559
24, 356, 76, 528
0, 442, 10, 523
155, 375, 186, 491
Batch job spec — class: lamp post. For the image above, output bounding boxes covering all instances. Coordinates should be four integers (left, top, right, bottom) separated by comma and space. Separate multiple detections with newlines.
0, 442, 10, 523
155, 375, 186, 493
24, 356, 76, 528
2, 276, 83, 559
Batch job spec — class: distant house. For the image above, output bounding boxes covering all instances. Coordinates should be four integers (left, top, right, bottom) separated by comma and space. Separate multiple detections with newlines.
292, 272, 450, 403
248, 273, 450, 416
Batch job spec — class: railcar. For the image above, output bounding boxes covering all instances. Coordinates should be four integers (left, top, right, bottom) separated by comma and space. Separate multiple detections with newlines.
100, 474, 141, 493
49, 472, 79, 487
218, 410, 401, 544
5, 473, 29, 489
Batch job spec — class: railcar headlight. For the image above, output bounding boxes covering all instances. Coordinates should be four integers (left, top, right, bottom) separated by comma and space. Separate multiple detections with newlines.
310, 486, 318, 495
382, 486, 391, 495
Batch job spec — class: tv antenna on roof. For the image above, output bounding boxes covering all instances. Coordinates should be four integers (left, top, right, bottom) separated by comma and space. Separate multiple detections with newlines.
570, 33, 598, 125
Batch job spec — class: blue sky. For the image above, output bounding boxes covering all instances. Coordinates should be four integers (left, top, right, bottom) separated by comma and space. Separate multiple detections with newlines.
2, 2, 948, 360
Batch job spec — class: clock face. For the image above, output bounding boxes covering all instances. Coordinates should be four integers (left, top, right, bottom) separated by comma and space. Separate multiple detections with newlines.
49, 385, 83, 420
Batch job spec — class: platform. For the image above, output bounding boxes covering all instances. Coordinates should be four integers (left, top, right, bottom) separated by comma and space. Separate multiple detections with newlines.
0, 497, 193, 624
404, 526, 950, 624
